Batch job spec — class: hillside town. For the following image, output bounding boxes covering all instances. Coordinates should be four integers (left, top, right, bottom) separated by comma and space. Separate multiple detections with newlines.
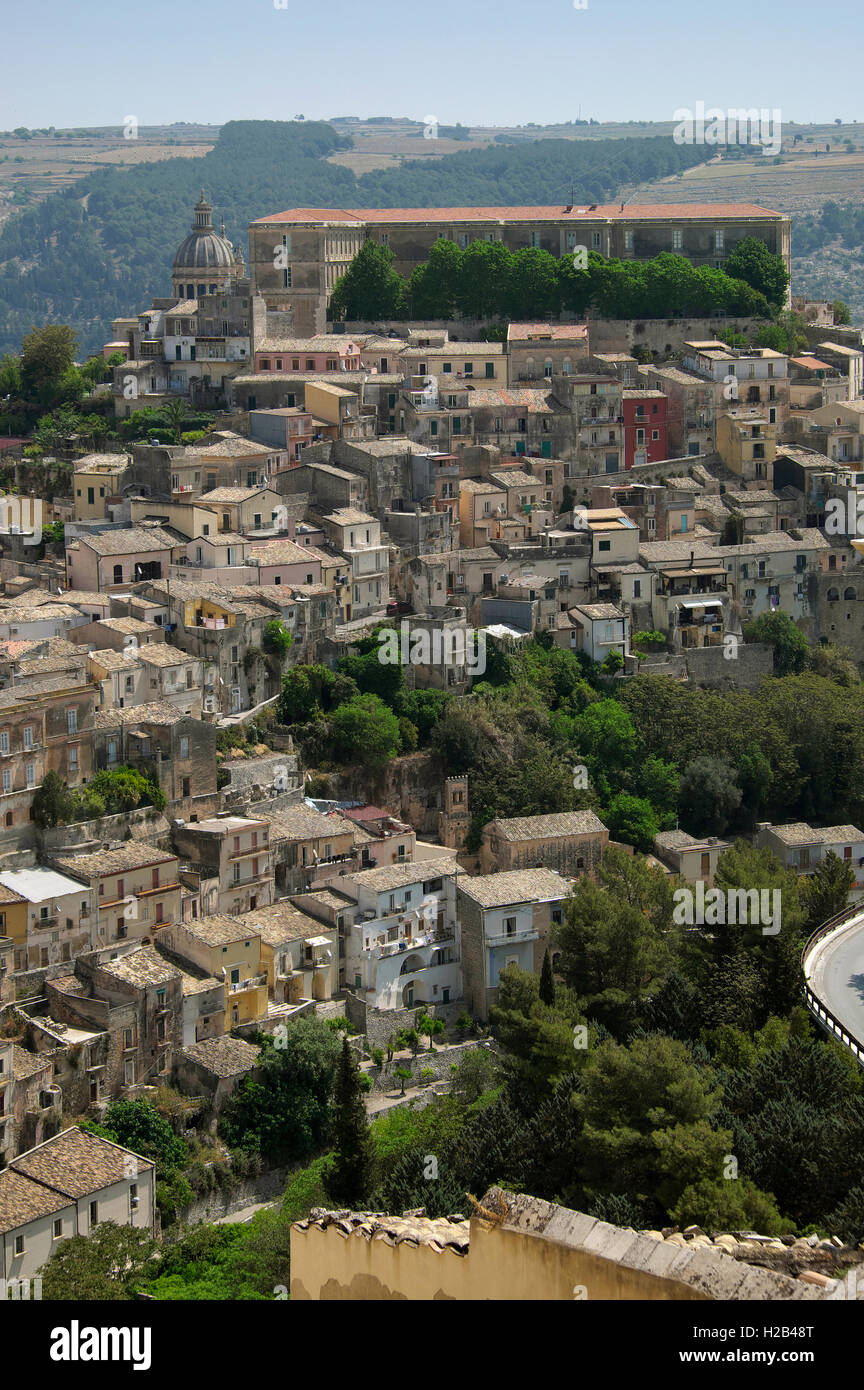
5, 167, 864, 1312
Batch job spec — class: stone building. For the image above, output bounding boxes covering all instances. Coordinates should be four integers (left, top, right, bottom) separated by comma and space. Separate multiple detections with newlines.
172, 816, 274, 916
0, 677, 98, 838
43, 945, 185, 1097
238, 900, 338, 1004
156, 916, 269, 1032
173, 1036, 261, 1112
92, 703, 218, 821
438, 776, 470, 850
50, 843, 182, 949
0, 1038, 58, 1168
479, 810, 609, 875
249, 202, 791, 331
457, 868, 570, 1019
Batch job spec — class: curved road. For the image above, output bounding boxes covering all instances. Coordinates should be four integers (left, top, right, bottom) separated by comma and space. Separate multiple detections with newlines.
805, 910, 864, 1051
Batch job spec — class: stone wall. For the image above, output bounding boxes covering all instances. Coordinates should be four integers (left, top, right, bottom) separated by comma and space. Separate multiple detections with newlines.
683, 642, 774, 689
343, 991, 466, 1047
291, 1186, 835, 1301
588, 316, 764, 357
363, 1039, 493, 1093
176, 1160, 296, 1227
810, 568, 864, 666
628, 643, 773, 690
38, 807, 171, 856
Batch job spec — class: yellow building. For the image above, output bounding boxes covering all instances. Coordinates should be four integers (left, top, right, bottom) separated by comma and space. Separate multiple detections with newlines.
716, 408, 777, 484
73, 455, 131, 521
157, 915, 269, 1029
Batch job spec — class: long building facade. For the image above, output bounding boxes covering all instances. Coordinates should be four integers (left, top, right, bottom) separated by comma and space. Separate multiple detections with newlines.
248, 202, 792, 335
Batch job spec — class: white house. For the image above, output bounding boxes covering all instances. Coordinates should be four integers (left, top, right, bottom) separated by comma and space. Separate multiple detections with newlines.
339, 859, 463, 1010
0, 1126, 156, 1284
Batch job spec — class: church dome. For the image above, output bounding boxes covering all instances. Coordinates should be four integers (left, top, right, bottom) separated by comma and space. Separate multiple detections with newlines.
173, 191, 236, 271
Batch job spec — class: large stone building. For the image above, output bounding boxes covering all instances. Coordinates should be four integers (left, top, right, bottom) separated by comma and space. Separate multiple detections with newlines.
479, 810, 609, 875
249, 202, 791, 335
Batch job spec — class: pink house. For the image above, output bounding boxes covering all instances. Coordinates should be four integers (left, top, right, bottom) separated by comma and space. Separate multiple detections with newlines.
246, 538, 324, 587
65, 527, 181, 591
254, 336, 362, 375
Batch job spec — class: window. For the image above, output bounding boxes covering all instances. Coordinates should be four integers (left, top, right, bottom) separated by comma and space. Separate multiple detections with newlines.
25, 763, 35, 789
672, 228, 683, 250
68, 746, 78, 772
624, 230, 634, 251
14, 1235, 24, 1256
66, 708, 77, 734
3, 769, 12, 794
90, 1201, 99, 1226
179, 737, 189, 759
0, 731, 7, 753
23, 726, 33, 751
714, 228, 724, 251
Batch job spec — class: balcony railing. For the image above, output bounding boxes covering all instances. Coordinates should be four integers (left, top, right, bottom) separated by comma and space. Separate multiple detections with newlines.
228, 974, 267, 993
486, 927, 537, 946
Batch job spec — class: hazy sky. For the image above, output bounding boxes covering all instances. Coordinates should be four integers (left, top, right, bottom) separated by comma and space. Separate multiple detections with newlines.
2, 0, 861, 130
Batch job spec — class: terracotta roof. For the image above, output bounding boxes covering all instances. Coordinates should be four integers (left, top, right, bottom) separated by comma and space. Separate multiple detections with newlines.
248, 539, 319, 567
176, 914, 254, 947
198, 486, 272, 503
507, 323, 589, 341
457, 868, 570, 908
295, 1208, 470, 1252
347, 857, 462, 892
0, 1168, 71, 1234
466, 387, 555, 411
254, 203, 783, 225
52, 843, 177, 878
97, 945, 182, 988
239, 900, 336, 945
487, 810, 608, 842
9, 1126, 153, 1201
180, 1036, 261, 1077
77, 527, 180, 556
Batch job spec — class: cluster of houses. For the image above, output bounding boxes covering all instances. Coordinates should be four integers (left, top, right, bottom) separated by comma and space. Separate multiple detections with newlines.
3, 193, 864, 1280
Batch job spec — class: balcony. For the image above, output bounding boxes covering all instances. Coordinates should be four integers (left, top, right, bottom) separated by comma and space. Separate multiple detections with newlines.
228, 973, 267, 994
486, 926, 537, 947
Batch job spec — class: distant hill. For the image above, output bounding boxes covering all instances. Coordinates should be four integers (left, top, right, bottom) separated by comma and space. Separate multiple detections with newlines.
0, 120, 709, 357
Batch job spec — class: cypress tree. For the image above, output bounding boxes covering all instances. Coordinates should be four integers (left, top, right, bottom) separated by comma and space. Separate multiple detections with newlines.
539, 948, 555, 1007
324, 1036, 372, 1208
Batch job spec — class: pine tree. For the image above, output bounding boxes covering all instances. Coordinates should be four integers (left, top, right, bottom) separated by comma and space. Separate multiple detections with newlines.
324, 1037, 372, 1208
539, 948, 555, 1007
